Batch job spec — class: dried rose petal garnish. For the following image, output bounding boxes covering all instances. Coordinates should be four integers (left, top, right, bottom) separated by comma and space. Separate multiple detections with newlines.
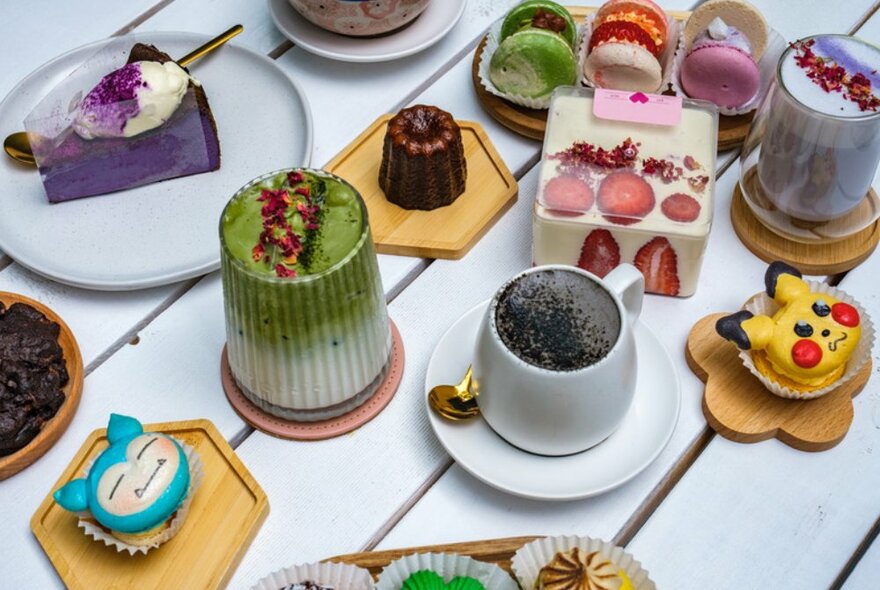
550, 138, 640, 177
252, 173, 323, 278
791, 39, 880, 112
642, 157, 683, 183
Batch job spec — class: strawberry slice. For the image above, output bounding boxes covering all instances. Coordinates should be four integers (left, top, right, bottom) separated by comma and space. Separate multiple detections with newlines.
661, 193, 701, 222
542, 175, 594, 215
597, 171, 655, 225
589, 21, 660, 57
577, 229, 621, 278
634, 237, 680, 296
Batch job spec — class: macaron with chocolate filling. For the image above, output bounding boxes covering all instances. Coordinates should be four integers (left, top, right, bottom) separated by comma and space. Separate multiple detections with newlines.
490, 28, 578, 99
500, 0, 578, 49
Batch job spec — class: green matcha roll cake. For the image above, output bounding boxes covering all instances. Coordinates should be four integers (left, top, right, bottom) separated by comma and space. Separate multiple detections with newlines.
486, 0, 578, 104
220, 168, 392, 421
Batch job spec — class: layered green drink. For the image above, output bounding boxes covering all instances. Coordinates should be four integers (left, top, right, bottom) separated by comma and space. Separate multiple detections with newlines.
220, 168, 391, 420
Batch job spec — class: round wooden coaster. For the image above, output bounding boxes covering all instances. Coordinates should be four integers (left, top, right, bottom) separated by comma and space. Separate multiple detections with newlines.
731, 183, 880, 275
221, 320, 404, 441
0, 292, 84, 480
471, 35, 753, 150
687, 313, 871, 452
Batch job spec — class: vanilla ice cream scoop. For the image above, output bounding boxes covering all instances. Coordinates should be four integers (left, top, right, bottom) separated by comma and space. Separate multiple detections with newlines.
73, 60, 191, 139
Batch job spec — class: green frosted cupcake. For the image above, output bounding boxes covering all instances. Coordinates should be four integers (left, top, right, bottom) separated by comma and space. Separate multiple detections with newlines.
500, 0, 577, 48
401, 571, 485, 590
489, 29, 577, 99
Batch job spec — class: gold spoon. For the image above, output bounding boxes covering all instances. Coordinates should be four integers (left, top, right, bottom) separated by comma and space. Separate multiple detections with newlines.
3, 24, 244, 166
428, 365, 480, 421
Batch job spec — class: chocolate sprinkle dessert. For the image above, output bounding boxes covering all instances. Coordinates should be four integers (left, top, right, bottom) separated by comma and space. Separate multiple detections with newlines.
0, 303, 68, 456
494, 269, 620, 371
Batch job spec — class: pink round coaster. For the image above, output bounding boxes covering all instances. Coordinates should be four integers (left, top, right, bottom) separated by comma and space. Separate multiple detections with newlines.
221, 320, 404, 441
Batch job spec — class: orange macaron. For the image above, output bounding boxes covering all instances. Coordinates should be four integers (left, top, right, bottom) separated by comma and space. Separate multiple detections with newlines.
594, 0, 669, 56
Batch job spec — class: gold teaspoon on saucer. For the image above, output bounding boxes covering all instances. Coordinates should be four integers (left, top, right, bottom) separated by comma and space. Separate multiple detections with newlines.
428, 365, 480, 421
2, 24, 244, 166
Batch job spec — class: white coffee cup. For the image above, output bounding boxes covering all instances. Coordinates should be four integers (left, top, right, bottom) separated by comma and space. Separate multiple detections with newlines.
472, 264, 644, 456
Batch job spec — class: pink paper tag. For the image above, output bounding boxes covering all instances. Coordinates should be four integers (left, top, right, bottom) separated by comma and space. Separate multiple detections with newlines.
593, 89, 682, 126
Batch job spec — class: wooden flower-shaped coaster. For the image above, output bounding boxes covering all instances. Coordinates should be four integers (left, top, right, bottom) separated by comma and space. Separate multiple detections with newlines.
686, 314, 872, 452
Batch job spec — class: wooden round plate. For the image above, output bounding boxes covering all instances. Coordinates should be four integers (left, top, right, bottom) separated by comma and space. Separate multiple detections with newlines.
0, 292, 84, 480
470, 7, 753, 151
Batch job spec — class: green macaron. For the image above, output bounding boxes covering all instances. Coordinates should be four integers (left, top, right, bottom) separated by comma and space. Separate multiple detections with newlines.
499, 0, 578, 49
489, 28, 577, 99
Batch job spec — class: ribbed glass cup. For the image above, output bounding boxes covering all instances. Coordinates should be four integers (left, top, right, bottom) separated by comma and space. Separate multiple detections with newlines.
219, 169, 392, 421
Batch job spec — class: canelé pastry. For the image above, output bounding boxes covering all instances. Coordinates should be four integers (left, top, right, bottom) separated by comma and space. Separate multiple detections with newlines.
221, 169, 392, 421
0, 302, 68, 456
32, 43, 221, 203
378, 105, 467, 210
679, 0, 767, 108
402, 571, 485, 590
716, 262, 863, 392
584, 0, 668, 92
534, 548, 634, 590
489, 1, 578, 99
54, 414, 193, 548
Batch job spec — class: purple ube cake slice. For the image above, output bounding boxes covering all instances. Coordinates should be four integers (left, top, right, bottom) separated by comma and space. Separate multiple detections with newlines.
35, 44, 221, 203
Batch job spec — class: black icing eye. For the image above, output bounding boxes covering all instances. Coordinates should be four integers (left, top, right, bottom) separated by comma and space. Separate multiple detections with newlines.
794, 320, 813, 337
813, 299, 831, 317
822, 329, 831, 337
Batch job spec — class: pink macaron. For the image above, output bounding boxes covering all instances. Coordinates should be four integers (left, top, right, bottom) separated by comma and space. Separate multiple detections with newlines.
680, 43, 760, 107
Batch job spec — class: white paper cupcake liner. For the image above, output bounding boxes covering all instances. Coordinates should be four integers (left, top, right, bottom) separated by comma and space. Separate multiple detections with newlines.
376, 552, 518, 590
77, 437, 204, 555
579, 13, 682, 94
739, 281, 875, 400
251, 561, 375, 590
478, 17, 586, 110
670, 27, 786, 115
511, 535, 656, 590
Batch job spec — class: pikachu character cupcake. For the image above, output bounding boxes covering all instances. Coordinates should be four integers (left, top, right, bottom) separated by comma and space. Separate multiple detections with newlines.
716, 261, 871, 396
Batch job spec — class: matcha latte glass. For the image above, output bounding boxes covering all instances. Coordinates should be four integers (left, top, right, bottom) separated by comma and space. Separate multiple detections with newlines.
220, 168, 392, 421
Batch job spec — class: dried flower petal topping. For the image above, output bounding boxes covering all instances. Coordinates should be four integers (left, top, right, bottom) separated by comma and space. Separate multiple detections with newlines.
642, 157, 683, 183
550, 138, 640, 174
791, 39, 880, 112
252, 172, 324, 278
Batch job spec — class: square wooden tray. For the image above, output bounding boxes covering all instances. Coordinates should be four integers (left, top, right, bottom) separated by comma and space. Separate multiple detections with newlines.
326, 115, 518, 260
31, 419, 268, 590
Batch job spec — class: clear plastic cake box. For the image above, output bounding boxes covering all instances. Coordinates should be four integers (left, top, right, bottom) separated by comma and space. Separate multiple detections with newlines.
533, 87, 719, 297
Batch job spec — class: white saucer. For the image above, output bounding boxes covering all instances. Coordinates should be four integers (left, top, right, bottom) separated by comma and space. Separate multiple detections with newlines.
425, 301, 681, 501
269, 0, 466, 63
0, 32, 312, 290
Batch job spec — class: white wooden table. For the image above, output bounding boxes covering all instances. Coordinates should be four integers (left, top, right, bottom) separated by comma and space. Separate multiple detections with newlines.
1, 1, 879, 588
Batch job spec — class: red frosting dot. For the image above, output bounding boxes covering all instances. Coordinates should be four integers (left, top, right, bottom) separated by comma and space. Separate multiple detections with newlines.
831, 302, 860, 327
791, 339, 822, 368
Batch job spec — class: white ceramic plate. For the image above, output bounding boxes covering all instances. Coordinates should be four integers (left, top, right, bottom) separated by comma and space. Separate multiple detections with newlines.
0, 32, 312, 290
269, 0, 466, 63
425, 301, 681, 501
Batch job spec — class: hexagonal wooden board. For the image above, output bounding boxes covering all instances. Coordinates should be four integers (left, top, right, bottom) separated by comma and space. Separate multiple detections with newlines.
686, 314, 872, 452
31, 419, 268, 589
326, 115, 518, 260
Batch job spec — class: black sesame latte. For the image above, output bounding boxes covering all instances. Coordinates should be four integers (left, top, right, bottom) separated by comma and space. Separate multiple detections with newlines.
493, 269, 620, 371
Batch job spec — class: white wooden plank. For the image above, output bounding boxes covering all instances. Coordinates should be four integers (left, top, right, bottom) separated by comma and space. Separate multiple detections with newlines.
0, 1, 156, 100
130, 0, 287, 55
843, 534, 880, 590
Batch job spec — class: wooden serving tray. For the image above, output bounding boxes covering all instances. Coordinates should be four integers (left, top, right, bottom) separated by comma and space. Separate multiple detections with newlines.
0, 292, 84, 480
31, 419, 268, 590
326, 115, 518, 260
329, 536, 540, 579
471, 7, 752, 151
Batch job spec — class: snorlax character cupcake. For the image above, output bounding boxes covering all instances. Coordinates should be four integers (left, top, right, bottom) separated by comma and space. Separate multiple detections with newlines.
54, 414, 199, 551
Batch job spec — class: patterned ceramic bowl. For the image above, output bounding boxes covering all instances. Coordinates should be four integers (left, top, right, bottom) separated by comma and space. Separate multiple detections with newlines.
288, 0, 431, 37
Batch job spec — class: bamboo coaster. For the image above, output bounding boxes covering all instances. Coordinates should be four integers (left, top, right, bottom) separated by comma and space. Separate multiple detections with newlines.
221, 320, 404, 441
31, 419, 268, 590
686, 313, 872, 452
470, 7, 751, 149
325, 116, 517, 260
0, 292, 84, 480
731, 171, 880, 275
